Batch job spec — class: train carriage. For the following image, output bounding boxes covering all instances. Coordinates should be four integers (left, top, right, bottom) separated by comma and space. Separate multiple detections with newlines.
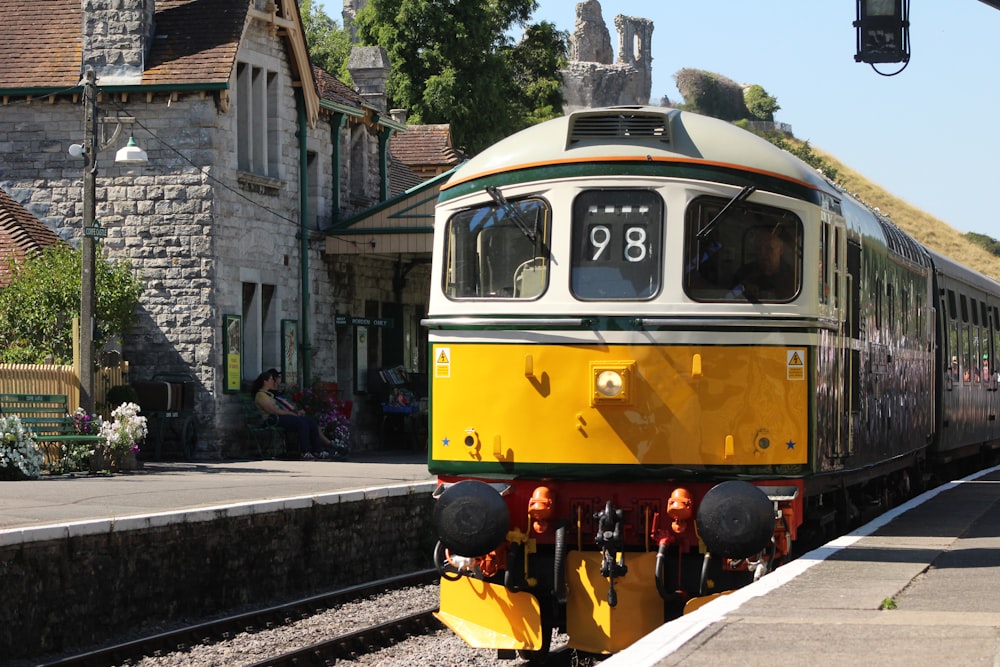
423, 106, 952, 659
930, 250, 1000, 459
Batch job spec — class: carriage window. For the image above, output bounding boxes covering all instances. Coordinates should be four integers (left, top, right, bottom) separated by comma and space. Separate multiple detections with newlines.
684, 195, 802, 302
570, 190, 663, 300
443, 196, 550, 299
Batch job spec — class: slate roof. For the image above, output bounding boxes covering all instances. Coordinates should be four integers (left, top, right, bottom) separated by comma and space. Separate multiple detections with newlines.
0, 188, 63, 287
389, 157, 425, 196
0, 0, 247, 92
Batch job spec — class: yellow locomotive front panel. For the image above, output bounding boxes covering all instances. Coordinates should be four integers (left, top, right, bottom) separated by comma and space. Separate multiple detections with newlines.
430, 341, 809, 472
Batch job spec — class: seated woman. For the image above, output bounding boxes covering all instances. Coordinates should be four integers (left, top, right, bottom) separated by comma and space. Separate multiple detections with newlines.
251, 369, 346, 460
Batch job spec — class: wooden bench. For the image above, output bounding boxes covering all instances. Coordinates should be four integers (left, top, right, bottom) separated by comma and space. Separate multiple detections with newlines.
0, 393, 103, 464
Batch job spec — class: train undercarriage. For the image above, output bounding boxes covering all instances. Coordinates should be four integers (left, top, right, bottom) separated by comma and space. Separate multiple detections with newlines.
430, 462, 933, 660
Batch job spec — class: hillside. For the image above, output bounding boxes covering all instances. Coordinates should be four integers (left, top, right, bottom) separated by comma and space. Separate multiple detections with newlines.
812, 147, 1000, 282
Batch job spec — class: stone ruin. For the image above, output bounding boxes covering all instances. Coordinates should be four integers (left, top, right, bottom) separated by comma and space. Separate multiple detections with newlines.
562, 0, 654, 112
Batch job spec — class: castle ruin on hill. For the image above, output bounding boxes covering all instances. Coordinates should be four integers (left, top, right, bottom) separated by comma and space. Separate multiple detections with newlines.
562, 0, 654, 112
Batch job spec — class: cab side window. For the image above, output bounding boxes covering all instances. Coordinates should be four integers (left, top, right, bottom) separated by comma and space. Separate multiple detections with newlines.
443, 197, 550, 300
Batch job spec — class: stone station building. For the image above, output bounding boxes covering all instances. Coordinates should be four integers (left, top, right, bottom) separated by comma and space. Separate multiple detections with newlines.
0, 0, 442, 456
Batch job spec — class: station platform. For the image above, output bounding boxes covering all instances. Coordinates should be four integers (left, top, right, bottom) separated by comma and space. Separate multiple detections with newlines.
0, 450, 435, 537
605, 464, 1000, 667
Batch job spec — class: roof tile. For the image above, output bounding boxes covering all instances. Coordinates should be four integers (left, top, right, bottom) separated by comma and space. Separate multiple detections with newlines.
0, 0, 247, 91
390, 124, 466, 170
0, 187, 63, 287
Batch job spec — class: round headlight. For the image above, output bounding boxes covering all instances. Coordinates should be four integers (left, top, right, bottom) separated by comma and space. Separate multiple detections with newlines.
596, 370, 624, 397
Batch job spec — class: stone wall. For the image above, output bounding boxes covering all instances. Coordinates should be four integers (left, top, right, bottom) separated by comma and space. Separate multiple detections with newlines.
0, 484, 437, 660
0, 9, 398, 457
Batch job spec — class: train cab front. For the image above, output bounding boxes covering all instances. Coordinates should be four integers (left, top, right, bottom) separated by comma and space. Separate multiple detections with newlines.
429, 477, 802, 657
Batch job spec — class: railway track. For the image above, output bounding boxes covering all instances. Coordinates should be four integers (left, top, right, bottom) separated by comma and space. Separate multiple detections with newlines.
242, 608, 440, 667
40, 570, 440, 667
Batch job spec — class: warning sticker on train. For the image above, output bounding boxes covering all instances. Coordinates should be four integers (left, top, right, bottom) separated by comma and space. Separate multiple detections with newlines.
435, 347, 451, 378
787, 349, 805, 380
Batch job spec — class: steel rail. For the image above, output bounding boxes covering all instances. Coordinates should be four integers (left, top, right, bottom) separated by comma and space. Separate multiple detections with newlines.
40, 569, 439, 667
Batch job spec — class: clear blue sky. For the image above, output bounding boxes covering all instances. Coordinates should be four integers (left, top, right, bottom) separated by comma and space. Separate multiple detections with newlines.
316, 1, 1000, 239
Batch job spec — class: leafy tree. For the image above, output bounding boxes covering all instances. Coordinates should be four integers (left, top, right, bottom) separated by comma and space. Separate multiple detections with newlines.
300, 0, 353, 82
506, 21, 568, 127
0, 244, 143, 364
355, 0, 566, 155
744, 84, 780, 122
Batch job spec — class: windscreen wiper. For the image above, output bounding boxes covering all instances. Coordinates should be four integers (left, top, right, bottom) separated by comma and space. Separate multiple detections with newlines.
696, 185, 757, 239
486, 185, 537, 243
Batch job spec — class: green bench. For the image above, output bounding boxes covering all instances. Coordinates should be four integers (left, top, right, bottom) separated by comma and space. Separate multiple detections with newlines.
240, 395, 292, 459
0, 393, 103, 464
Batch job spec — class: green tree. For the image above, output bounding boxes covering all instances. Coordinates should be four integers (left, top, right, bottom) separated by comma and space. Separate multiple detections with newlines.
506, 21, 567, 127
355, 0, 565, 155
300, 0, 353, 82
0, 244, 143, 364
744, 84, 780, 122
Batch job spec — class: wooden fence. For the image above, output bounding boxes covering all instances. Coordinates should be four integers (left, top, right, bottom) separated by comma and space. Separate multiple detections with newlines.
0, 362, 129, 417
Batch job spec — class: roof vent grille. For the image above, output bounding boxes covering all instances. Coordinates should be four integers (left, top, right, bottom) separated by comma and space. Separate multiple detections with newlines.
568, 110, 671, 145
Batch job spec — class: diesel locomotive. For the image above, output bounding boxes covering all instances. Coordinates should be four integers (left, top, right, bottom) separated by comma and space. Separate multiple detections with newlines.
422, 106, 1000, 659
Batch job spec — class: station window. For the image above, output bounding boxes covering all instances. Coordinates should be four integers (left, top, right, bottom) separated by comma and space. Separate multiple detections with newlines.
683, 195, 802, 303
443, 196, 550, 299
570, 190, 663, 300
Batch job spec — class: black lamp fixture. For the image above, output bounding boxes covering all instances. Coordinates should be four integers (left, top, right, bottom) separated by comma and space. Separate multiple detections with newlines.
854, 0, 910, 75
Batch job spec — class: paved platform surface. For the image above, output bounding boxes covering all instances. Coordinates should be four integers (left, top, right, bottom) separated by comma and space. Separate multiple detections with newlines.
8, 455, 1000, 665
605, 465, 1000, 667
0, 451, 435, 533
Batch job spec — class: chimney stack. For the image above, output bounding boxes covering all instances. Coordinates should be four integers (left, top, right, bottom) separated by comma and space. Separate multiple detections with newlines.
81, 0, 156, 85
348, 46, 391, 113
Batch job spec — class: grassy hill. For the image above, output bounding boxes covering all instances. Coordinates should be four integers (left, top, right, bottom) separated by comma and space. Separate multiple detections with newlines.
812, 147, 1000, 282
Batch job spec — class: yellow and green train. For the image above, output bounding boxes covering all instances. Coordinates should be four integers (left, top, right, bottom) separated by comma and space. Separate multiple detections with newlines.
423, 106, 1000, 660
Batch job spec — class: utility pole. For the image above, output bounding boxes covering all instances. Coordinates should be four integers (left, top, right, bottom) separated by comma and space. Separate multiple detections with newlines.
80, 68, 98, 414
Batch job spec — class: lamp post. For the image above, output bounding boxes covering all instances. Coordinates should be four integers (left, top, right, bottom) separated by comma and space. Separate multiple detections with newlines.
854, 0, 910, 73
71, 68, 146, 413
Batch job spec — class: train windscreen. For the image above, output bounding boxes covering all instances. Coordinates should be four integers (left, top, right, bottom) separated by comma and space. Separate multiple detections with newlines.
443, 196, 550, 299
683, 195, 802, 303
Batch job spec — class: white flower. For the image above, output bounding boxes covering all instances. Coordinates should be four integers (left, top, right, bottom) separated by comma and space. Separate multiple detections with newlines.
99, 402, 148, 455
0, 415, 44, 479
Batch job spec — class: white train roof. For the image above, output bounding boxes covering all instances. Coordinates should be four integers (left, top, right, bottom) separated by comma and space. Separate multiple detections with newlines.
444, 106, 833, 196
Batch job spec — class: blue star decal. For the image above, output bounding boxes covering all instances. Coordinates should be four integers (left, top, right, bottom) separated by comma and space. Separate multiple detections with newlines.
442, 437, 450, 446
786, 440, 796, 450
